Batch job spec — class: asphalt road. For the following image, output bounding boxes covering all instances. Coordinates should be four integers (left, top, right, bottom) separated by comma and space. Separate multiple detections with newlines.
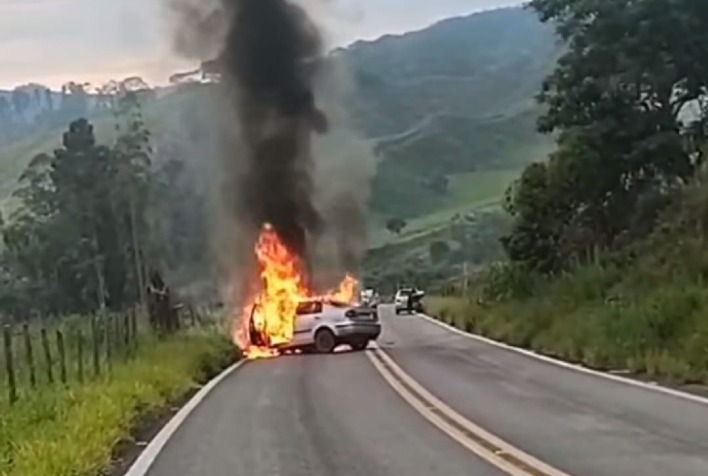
380, 305, 708, 476
143, 304, 708, 476
145, 343, 504, 476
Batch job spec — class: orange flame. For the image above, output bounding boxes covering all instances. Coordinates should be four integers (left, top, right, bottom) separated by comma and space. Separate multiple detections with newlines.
325, 274, 359, 304
234, 224, 359, 360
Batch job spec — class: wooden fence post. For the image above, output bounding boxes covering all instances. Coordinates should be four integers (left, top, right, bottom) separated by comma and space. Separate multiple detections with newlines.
23, 324, 36, 389
41, 328, 54, 384
130, 310, 138, 346
56, 329, 67, 385
123, 313, 130, 356
76, 329, 84, 384
114, 313, 122, 355
3, 325, 17, 404
91, 316, 100, 378
104, 314, 112, 371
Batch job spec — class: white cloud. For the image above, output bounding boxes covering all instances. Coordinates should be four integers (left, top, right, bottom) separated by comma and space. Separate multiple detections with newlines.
0, 0, 523, 89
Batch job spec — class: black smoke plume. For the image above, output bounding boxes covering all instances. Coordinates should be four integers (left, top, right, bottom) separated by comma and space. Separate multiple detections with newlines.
214, 0, 328, 261
167, 0, 373, 294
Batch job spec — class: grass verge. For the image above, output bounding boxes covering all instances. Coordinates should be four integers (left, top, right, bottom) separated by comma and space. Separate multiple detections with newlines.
0, 329, 236, 476
427, 255, 708, 387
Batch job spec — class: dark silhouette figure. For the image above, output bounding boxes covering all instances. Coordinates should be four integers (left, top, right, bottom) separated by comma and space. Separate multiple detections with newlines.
407, 291, 415, 314
147, 270, 178, 334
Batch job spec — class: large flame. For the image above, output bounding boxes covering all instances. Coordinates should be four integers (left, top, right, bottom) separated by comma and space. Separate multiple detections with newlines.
234, 224, 359, 359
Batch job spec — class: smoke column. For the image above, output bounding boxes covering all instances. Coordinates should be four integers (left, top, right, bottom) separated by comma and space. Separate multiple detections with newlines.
166, 0, 372, 293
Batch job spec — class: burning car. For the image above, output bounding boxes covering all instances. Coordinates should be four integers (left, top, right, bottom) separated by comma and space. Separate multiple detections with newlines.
235, 224, 367, 359
248, 298, 380, 354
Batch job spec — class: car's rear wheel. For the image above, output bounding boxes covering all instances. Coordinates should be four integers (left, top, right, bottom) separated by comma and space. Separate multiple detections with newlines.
350, 338, 369, 351
314, 329, 336, 353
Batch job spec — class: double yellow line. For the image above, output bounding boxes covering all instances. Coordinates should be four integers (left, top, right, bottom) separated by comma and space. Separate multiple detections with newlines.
367, 347, 572, 476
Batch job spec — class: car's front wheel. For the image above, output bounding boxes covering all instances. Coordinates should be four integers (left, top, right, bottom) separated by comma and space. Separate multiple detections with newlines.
314, 329, 336, 353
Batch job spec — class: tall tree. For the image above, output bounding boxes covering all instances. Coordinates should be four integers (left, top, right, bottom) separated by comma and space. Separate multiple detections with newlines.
60, 82, 89, 118
112, 90, 153, 307
504, 0, 708, 272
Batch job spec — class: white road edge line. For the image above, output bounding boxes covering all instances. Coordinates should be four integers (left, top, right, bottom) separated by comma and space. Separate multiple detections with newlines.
416, 311, 708, 406
124, 359, 247, 476
367, 343, 571, 476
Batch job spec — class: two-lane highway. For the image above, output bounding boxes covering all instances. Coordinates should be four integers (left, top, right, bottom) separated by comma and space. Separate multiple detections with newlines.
379, 305, 708, 476
139, 305, 708, 476
144, 341, 504, 476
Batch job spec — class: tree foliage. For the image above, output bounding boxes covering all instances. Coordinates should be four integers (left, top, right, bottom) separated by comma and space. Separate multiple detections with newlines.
0, 91, 208, 317
504, 0, 708, 273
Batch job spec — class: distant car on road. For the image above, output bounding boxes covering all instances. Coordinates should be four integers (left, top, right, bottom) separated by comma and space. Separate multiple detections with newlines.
394, 288, 425, 314
249, 299, 381, 353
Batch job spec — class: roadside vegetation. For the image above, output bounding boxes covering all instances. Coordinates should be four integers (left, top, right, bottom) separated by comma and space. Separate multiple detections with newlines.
0, 80, 234, 475
428, 0, 708, 386
0, 327, 234, 476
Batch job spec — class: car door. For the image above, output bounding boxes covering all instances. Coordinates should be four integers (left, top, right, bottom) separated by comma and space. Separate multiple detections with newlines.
291, 301, 323, 347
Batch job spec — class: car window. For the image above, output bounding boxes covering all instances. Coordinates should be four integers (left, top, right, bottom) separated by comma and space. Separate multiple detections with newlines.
296, 300, 323, 315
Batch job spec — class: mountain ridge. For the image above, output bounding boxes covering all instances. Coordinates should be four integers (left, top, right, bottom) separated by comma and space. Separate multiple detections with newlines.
0, 6, 558, 220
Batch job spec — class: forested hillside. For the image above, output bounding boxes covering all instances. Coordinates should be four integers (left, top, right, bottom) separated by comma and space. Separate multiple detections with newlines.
0, 6, 561, 309
432, 0, 708, 386
342, 7, 559, 216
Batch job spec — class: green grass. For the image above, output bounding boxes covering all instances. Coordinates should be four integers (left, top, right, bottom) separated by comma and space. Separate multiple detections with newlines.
369, 169, 518, 248
0, 311, 160, 400
0, 328, 235, 476
428, 250, 708, 384
425, 175, 708, 386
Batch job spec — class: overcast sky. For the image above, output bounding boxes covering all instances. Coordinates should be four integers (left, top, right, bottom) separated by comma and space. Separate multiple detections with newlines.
0, 0, 523, 89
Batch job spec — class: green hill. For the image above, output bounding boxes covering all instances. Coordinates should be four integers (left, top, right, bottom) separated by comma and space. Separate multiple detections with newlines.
0, 7, 557, 224
342, 7, 558, 137
342, 7, 558, 219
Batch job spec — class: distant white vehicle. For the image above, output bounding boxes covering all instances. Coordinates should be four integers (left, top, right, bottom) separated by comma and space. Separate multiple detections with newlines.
248, 299, 381, 353
394, 288, 425, 314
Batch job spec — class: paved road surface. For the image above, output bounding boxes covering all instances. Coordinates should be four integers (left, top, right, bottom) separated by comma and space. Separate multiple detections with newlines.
144, 304, 708, 476
380, 305, 708, 476
146, 346, 504, 476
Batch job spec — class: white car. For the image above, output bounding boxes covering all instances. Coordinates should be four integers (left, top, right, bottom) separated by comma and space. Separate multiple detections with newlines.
249, 299, 381, 353
394, 288, 425, 314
